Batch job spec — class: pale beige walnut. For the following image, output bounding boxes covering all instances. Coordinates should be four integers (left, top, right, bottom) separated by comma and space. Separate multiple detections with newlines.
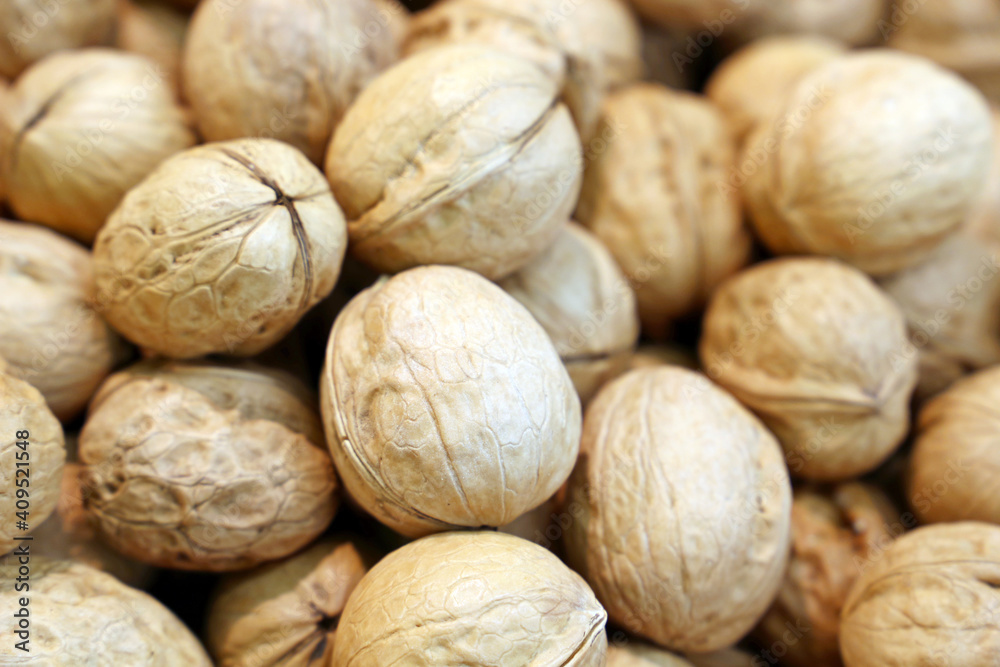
628, 344, 699, 372
607, 642, 694, 666
321, 265, 581, 537
0, 372, 65, 556
0, 559, 210, 665
0, 220, 127, 422
577, 83, 750, 338
207, 536, 376, 667
705, 35, 844, 146
183, 0, 395, 165
909, 367, 1000, 525
403, 0, 642, 141
333, 531, 608, 666
79, 359, 338, 571
0, 0, 116, 79
325, 45, 582, 281
840, 522, 1000, 666
116, 0, 189, 95
564, 367, 792, 653
700, 258, 918, 481
373, 0, 410, 49
754, 483, 900, 667
499, 221, 640, 404
685, 649, 756, 667
93, 138, 348, 359
743, 51, 994, 276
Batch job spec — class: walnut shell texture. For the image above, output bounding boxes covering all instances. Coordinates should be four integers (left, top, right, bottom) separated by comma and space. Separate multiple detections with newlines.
0, 0, 116, 79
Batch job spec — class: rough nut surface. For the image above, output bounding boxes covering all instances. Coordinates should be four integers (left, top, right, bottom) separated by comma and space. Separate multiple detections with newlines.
321, 265, 581, 537
116, 0, 188, 94
79, 360, 338, 571
0, 0, 116, 79
0, 558, 211, 665
564, 367, 792, 653
325, 45, 582, 281
0, 49, 195, 243
333, 531, 608, 666
606, 642, 694, 666
700, 257, 918, 481
93, 138, 348, 359
840, 522, 1000, 666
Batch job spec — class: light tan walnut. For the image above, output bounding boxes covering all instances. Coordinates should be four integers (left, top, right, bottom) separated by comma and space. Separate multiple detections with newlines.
607, 642, 694, 666
840, 522, 1000, 666
0, 0, 116, 79
499, 221, 640, 404
333, 531, 607, 666
0, 559, 211, 665
116, 0, 189, 95
577, 83, 750, 338
93, 138, 348, 359
564, 367, 792, 653
325, 45, 582, 281
321, 265, 581, 538
373, 0, 410, 49
700, 257, 918, 481
79, 359, 338, 571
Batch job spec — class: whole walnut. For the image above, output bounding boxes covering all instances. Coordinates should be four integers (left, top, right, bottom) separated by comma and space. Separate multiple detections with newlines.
183, 0, 395, 165
79, 360, 338, 571
0, 0, 116, 79
743, 51, 994, 276
207, 536, 376, 667
0, 220, 127, 422
321, 265, 581, 537
499, 221, 640, 404
607, 642, 694, 666
93, 138, 348, 359
909, 366, 1000, 525
564, 367, 792, 653
754, 483, 901, 667
576, 84, 750, 338
700, 258, 918, 481
0, 559, 211, 665
0, 371, 65, 555
0, 49, 195, 244
333, 531, 608, 666
325, 45, 582, 281
116, 0, 189, 95
403, 0, 642, 141
840, 522, 1000, 666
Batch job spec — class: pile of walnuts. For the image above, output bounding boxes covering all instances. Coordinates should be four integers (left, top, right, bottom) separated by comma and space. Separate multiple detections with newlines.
1, 0, 999, 665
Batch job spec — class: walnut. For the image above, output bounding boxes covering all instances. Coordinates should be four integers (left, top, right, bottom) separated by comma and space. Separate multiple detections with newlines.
576, 83, 750, 338
116, 0, 189, 95
0, 558, 211, 664
840, 522, 1000, 666
0, 0, 116, 78
564, 367, 792, 653
93, 138, 348, 359
207, 536, 376, 667
498, 221, 640, 404
79, 359, 338, 571
743, 50, 994, 276
0, 371, 65, 556
607, 642, 694, 666
324, 45, 582, 281
0, 220, 128, 422
373, 0, 410, 50
333, 531, 608, 665
321, 265, 581, 537
700, 257, 918, 481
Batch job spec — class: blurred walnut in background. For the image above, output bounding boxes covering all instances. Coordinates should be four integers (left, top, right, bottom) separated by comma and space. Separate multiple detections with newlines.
116, 0, 189, 96
0, 0, 116, 79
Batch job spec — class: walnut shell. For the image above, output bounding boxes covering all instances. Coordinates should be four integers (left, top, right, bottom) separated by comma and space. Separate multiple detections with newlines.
607, 642, 694, 666
743, 50, 994, 276
0, 558, 210, 664
0, 220, 127, 422
325, 45, 582, 281
0, 371, 65, 555
373, 0, 410, 50
498, 221, 640, 405
93, 138, 348, 359
333, 531, 608, 666
0, 0, 116, 79
700, 257, 918, 481
564, 367, 792, 653
207, 536, 375, 667
183, 0, 395, 165
840, 522, 1000, 666
116, 0, 189, 95
576, 83, 750, 338
79, 359, 338, 571
321, 265, 581, 537
0, 49, 195, 244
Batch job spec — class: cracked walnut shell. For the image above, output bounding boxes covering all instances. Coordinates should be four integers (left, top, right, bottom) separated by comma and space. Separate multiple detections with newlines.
93, 138, 348, 359
0, 0, 116, 79
79, 359, 338, 571
321, 265, 581, 538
